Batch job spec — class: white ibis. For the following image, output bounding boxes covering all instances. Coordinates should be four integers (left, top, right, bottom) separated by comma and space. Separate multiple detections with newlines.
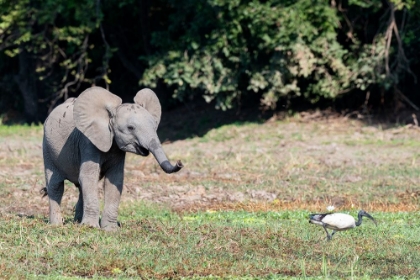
309, 210, 377, 240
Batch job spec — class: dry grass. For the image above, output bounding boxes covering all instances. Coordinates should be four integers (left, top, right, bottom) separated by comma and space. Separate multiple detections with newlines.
2, 116, 420, 216
175, 199, 420, 214
124, 114, 420, 214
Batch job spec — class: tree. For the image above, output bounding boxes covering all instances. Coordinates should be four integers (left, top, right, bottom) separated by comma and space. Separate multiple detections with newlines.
141, 0, 420, 111
1, 0, 419, 123
0, 0, 107, 123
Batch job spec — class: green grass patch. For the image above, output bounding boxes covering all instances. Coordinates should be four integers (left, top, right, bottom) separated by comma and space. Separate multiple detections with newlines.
0, 124, 43, 137
0, 206, 419, 278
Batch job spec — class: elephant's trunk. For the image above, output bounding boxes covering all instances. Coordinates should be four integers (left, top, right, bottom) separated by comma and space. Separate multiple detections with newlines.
148, 138, 183, 174
160, 160, 184, 174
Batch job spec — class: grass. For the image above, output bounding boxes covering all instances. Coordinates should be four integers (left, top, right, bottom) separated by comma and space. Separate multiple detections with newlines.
1, 116, 420, 278
0, 123, 42, 138
0, 208, 419, 278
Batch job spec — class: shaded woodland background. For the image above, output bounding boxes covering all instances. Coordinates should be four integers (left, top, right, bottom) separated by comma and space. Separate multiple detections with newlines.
0, 0, 419, 124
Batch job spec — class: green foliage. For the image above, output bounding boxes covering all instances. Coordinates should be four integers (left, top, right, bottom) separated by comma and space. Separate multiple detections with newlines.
0, 0, 109, 114
141, 0, 420, 110
142, 0, 347, 109
1, 0, 420, 120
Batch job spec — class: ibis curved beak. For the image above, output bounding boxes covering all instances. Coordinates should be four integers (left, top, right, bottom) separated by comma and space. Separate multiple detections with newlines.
361, 211, 377, 226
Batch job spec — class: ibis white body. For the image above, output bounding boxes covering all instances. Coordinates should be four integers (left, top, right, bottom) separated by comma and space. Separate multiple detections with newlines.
309, 210, 377, 240
310, 213, 357, 231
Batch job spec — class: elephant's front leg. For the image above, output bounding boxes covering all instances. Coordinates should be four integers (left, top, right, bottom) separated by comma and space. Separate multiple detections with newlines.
79, 160, 101, 228
100, 163, 124, 231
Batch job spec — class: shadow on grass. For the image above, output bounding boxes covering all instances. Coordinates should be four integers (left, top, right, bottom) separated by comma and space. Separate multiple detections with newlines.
158, 100, 276, 142
17, 214, 35, 219
157, 97, 420, 142
17, 213, 49, 224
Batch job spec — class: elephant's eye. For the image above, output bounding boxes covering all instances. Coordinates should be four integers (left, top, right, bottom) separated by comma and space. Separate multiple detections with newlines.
127, 125, 135, 131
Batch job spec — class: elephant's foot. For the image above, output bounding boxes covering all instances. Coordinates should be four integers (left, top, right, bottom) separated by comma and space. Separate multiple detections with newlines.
49, 213, 64, 225
49, 201, 63, 225
80, 217, 100, 228
100, 219, 120, 231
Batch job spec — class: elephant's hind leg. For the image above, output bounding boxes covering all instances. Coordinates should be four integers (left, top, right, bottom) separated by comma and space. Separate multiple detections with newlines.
45, 169, 65, 225
74, 184, 83, 223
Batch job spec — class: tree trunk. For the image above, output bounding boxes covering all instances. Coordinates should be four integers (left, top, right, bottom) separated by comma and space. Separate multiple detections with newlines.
15, 48, 39, 124
139, 0, 151, 55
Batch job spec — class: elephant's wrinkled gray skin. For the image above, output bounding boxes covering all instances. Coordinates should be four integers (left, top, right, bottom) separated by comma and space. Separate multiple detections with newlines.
42, 87, 183, 230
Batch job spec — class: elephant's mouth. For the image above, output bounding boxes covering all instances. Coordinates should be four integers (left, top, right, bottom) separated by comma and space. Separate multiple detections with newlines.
121, 143, 150, 156
135, 144, 150, 157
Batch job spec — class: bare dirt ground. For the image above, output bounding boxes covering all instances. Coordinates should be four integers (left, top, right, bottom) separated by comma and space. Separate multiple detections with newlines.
1, 109, 420, 220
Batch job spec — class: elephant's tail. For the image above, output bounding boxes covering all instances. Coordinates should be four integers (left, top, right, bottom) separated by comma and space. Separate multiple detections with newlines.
40, 187, 48, 198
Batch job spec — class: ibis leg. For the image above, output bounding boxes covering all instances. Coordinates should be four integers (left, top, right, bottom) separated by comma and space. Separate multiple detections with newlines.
322, 224, 332, 240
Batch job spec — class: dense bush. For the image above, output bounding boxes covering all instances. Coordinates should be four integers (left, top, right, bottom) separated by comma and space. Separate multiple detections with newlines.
142, 0, 419, 110
0, 0, 418, 123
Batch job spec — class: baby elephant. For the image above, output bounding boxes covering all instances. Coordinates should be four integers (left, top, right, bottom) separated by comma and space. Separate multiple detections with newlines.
42, 87, 183, 230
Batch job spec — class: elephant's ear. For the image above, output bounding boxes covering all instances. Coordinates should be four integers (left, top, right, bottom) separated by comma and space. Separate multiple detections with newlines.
134, 88, 162, 129
74, 87, 122, 152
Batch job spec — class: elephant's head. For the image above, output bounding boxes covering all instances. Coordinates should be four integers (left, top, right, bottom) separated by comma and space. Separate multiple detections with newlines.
73, 87, 183, 174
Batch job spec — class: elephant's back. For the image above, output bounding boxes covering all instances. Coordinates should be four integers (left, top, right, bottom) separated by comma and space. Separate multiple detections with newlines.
43, 98, 77, 158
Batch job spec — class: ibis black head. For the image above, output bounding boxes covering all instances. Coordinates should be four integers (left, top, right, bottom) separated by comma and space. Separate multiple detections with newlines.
356, 210, 377, 227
